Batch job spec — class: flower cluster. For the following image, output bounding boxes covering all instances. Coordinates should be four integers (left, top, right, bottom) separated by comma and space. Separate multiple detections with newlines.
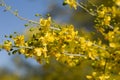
13, 35, 25, 46
64, 0, 77, 10
2, 40, 12, 51
114, 0, 120, 6
1, 17, 108, 67
95, 3, 120, 30
39, 17, 51, 30
1, 0, 120, 79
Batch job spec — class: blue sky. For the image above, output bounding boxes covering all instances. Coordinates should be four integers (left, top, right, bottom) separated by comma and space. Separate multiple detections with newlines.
0, 0, 63, 70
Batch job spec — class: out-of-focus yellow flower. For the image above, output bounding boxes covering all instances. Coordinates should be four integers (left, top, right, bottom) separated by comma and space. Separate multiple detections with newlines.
99, 74, 110, 80
3, 40, 12, 51
114, 0, 120, 6
55, 53, 61, 60
79, 37, 86, 43
92, 72, 97, 76
112, 6, 117, 17
13, 35, 25, 46
107, 31, 115, 41
87, 41, 93, 47
86, 75, 93, 79
100, 60, 106, 66
109, 42, 116, 48
65, 0, 77, 10
39, 17, 51, 28
103, 16, 111, 26
43, 47, 48, 58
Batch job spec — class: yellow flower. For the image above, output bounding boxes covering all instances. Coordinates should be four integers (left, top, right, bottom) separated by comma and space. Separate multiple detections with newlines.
88, 52, 97, 60
3, 40, 12, 51
19, 48, 25, 54
97, 7, 107, 18
79, 37, 86, 43
86, 75, 93, 79
107, 31, 115, 41
67, 25, 78, 38
39, 17, 51, 28
112, 6, 117, 17
87, 41, 93, 47
109, 42, 116, 48
99, 74, 110, 80
42, 47, 48, 58
55, 53, 61, 60
92, 72, 97, 76
103, 16, 111, 26
65, 0, 77, 10
100, 60, 106, 66
45, 32, 55, 42
34, 47, 47, 57
13, 35, 25, 46
34, 48, 42, 56
114, 0, 120, 6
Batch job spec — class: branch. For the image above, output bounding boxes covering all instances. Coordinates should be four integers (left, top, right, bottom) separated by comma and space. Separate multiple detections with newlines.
63, 51, 100, 60
76, 2, 97, 16
63, 51, 86, 57
1, 0, 61, 31
12, 46, 34, 49
1, 0, 39, 24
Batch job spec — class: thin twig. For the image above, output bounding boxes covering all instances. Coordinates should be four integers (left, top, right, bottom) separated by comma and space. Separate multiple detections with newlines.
2, 0, 39, 24
50, 26, 61, 30
1, 0, 61, 31
63, 51, 86, 57
76, 2, 97, 16
12, 46, 34, 49
63, 51, 100, 60
108, 25, 114, 29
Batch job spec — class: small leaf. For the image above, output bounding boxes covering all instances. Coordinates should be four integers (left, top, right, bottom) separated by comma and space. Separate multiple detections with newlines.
14, 32, 17, 34
6, 6, 11, 10
0, 3, 4, 6
33, 34, 36, 38
25, 55, 29, 58
35, 13, 40, 17
63, 2, 67, 6
14, 10, 18, 16
24, 24, 29, 27
12, 50, 18, 54
29, 28, 34, 32
10, 48, 13, 51
9, 35, 13, 38
46, 13, 50, 17
5, 35, 8, 38
0, 44, 2, 49
8, 52, 11, 55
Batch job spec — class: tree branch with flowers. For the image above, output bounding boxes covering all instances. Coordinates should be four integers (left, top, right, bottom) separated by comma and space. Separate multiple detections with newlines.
0, 0, 120, 79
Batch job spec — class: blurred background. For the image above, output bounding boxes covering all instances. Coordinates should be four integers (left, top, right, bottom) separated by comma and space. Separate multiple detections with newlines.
0, 0, 114, 80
